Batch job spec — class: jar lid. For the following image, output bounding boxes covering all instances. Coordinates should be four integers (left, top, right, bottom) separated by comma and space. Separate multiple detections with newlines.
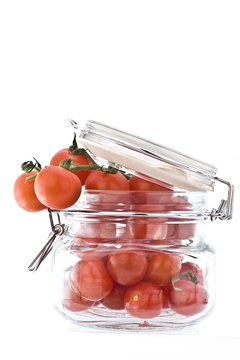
74, 120, 217, 191
70, 119, 233, 220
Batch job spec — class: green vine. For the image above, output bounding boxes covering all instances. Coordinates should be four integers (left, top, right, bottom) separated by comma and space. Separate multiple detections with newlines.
60, 157, 131, 180
20, 133, 132, 181
172, 270, 199, 291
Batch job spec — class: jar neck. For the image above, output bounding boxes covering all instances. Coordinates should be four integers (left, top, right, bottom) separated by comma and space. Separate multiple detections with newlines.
61, 189, 209, 221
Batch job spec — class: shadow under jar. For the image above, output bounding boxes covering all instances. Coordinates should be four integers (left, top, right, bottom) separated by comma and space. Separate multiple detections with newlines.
51, 189, 215, 331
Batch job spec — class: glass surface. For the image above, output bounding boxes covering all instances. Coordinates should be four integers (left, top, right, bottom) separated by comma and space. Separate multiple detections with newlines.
76, 121, 217, 191
51, 190, 215, 331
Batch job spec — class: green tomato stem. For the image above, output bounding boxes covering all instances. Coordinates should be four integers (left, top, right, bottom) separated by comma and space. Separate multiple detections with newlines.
59, 158, 100, 171
68, 133, 98, 166
60, 156, 131, 179
172, 270, 199, 291
68, 278, 89, 302
26, 173, 38, 181
70, 163, 100, 171
66, 133, 132, 179
68, 133, 79, 154
21, 158, 42, 180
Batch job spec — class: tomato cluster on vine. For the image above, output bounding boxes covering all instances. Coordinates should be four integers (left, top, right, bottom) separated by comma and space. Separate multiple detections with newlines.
14, 134, 134, 211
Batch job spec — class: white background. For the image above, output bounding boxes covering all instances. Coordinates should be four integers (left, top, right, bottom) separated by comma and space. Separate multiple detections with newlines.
0, 1, 240, 359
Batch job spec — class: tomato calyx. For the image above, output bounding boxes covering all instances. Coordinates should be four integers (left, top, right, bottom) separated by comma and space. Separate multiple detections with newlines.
101, 165, 118, 174
21, 157, 42, 173
172, 270, 200, 291
21, 158, 42, 181
68, 133, 98, 165
97, 165, 131, 179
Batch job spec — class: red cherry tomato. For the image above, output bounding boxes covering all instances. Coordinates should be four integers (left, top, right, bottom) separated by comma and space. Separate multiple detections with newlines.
71, 245, 117, 262
84, 190, 131, 211
129, 194, 196, 242
13, 171, 46, 212
85, 170, 130, 191
146, 252, 182, 287
70, 259, 113, 301
167, 279, 208, 316
71, 236, 101, 249
62, 283, 94, 312
102, 283, 128, 310
165, 197, 196, 241
85, 171, 130, 211
180, 262, 204, 285
129, 175, 172, 192
34, 165, 82, 209
167, 222, 196, 241
72, 218, 118, 247
73, 248, 106, 260
162, 290, 170, 309
124, 281, 164, 319
50, 148, 92, 185
128, 204, 168, 240
129, 175, 173, 204
107, 249, 148, 286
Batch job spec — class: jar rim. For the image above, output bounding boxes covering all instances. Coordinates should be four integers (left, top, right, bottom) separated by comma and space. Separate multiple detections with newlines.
53, 189, 209, 221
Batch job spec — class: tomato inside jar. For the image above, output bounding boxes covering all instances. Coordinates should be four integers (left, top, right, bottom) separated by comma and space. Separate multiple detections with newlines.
53, 188, 215, 329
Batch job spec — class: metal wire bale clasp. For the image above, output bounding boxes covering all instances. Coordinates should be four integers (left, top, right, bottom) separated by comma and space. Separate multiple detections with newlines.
210, 177, 234, 221
27, 209, 65, 272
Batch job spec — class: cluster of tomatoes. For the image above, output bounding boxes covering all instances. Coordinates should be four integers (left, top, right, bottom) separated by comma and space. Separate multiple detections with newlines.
13, 134, 130, 211
14, 133, 209, 320
63, 251, 208, 319
13, 133, 178, 212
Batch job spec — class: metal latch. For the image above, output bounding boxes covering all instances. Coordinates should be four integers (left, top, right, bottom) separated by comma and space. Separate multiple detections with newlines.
210, 177, 234, 221
27, 209, 65, 272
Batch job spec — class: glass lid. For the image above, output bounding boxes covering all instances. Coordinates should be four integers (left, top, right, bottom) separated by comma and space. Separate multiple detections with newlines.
73, 120, 217, 192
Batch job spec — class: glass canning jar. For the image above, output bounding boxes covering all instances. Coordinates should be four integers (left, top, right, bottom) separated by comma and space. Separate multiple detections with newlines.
50, 189, 216, 331
26, 121, 234, 331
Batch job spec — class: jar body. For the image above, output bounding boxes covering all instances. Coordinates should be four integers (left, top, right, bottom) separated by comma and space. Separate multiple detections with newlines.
51, 190, 215, 331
